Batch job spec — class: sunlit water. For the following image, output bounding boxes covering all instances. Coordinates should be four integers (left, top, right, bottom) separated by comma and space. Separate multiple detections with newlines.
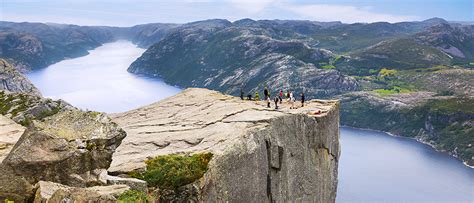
337, 127, 474, 202
26, 41, 474, 202
27, 40, 181, 113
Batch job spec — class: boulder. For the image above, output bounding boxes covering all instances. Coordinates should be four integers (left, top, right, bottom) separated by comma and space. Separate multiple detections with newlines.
105, 175, 147, 193
0, 110, 127, 200
0, 115, 24, 162
34, 181, 130, 202
110, 88, 340, 202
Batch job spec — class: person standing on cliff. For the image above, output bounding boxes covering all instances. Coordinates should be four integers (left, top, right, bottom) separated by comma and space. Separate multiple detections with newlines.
240, 89, 244, 100
289, 92, 295, 109
264, 86, 269, 100
267, 96, 271, 108
255, 92, 260, 104
301, 92, 305, 107
279, 90, 283, 104
274, 96, 279, 109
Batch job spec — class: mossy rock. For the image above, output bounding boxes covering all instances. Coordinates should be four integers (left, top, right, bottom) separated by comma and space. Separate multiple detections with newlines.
131, 153, 213, 189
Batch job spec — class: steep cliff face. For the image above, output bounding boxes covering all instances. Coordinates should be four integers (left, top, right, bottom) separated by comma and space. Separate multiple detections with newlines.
110, 88, 340, 202
339, 91, 473, 166
127, 20, 359, 98
0, 59, 41, 96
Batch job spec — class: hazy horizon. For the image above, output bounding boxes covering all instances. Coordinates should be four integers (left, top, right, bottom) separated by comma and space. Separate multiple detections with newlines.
1, 17, 472, 28
1, 0, 472, 27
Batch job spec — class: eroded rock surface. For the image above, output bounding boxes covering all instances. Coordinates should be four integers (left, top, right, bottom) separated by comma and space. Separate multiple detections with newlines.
0, 110, 127, 201
111, 88, 340, 202
0, 115, 24, 162
0, 59, 41, 96
34, 181, 129, 202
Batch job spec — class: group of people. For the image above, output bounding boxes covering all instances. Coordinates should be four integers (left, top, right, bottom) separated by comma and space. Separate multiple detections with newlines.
240, 87, 305, 109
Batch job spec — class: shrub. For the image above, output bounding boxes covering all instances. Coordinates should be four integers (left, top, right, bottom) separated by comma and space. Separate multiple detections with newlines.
131, 153, 213, 189
379, 68, 398, 77
321, 65, 336, 69
118, 190, 149, 203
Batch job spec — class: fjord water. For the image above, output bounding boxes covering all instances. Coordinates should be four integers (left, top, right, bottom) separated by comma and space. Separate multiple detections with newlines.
27, 41, 181, 113
26, 41, 473, 202
337, 127, 474, 202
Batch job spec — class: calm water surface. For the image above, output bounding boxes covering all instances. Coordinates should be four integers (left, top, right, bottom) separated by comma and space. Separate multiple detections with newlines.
27, 40, 181, 113
26, 41, 474, 202
337, 127, 474, 202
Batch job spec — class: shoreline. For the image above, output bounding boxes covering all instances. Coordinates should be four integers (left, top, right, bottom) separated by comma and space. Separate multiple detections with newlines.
340, 125, 474, 169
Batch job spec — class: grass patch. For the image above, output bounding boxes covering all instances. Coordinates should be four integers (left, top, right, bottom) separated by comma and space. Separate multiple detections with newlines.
379, 68, 398, 77
428, 97, 474, 115
131, 153, 213, 189
118, 190, 149, 203
373, 86, 412, 96
321, 65, 336, 69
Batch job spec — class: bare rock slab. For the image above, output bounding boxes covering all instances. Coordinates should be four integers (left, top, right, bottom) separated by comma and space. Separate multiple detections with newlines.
34, 181, 130, 202
0, 115, 24, 162
110, 88, 340, 202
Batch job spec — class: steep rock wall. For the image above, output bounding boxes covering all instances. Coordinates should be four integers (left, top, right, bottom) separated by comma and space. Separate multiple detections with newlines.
111, 88, 340, 202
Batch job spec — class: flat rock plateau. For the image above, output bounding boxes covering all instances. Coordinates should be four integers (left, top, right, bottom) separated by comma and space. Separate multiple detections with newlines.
111, 88, 340, 202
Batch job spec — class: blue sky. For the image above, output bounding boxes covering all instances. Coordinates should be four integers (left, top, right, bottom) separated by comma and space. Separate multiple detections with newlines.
0, 0, 472, 26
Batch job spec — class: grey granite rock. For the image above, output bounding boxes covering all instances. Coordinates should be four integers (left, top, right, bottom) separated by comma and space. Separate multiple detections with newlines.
34, 181, 129, 203
0, 115, 24, 162
0, 59, 41, 96
110, 88, 340, 202
0, 110, 127, 201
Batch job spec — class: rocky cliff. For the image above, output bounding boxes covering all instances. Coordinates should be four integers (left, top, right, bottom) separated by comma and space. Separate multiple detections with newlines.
0, 59, 41, 96
127, 19, 360, 98
110, 88, 340, 202
0, 90, 138, 202
339, 91, 473, 166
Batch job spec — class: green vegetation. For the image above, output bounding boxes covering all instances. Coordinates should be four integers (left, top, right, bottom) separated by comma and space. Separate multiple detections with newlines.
88, 111, 101, 118
0, 91, 63, 127
321, 65, 336, 69
373, 86, 412, 96
0, 91, 31, 117
118, 190, 149, 203
378, 68, 397, 77
131, 153, 213, 189
341, 95, 474, 166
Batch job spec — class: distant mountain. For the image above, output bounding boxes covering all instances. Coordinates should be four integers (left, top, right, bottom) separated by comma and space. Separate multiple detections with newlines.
0, 21, 178, 71
415, 23, 474, 61
127, 23, 179, 48
129, 19, 359, 97
0, 22, 119, 71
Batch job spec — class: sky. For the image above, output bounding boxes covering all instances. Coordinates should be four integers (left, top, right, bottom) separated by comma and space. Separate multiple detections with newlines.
0, 0, 472, 26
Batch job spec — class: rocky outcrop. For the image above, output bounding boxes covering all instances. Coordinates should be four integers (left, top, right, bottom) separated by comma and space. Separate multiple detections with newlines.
0, 59, 41, 96
339, 91, 474, 166
34, 181, 130, 202
0, 115, 24, 162
0, 90, 73, 126
110, 88, 340, 202
128, 20, 360, 98
0, 109, 127, 201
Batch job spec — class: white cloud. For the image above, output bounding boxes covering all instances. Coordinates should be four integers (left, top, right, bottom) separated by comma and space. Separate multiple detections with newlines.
283, 4, 420, 23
